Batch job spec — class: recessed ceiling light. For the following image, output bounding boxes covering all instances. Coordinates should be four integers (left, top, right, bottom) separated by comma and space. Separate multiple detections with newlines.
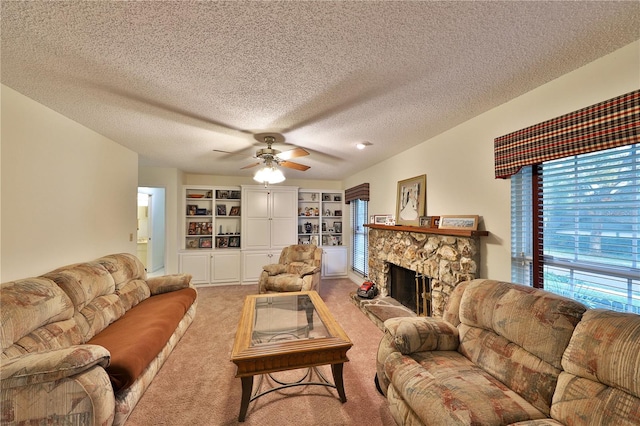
356, 141, 373, 150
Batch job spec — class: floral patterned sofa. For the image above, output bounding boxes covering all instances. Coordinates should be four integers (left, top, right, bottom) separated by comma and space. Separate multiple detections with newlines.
1, 253, 197, 426
376, 278, 640, 425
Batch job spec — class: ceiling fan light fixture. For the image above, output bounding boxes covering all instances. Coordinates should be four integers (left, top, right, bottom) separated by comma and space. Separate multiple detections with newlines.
253, 164, 285, 184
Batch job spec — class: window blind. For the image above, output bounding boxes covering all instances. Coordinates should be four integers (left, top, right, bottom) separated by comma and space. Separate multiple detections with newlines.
510, 166, 533, 286
351, 198, 368, 276
539, 144, 639, 313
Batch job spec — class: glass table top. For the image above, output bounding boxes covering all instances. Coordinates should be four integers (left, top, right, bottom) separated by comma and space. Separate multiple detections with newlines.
251, 293, 330, 347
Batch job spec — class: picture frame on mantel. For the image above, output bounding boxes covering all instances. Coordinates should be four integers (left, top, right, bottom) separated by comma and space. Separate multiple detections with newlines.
372, 215, 392, 225
439, 215, 479, 230
396, 174, 426, 226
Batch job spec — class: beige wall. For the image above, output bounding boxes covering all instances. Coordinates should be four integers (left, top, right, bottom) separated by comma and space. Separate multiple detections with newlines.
1, 85, 139, 281
344, 40, 640, 283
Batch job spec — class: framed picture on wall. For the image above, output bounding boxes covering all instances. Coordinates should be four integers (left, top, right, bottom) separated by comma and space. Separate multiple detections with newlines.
395, 174, 426, 226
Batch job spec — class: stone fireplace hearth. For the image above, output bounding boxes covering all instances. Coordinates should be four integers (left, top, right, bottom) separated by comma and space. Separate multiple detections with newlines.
351, 224, 487, 328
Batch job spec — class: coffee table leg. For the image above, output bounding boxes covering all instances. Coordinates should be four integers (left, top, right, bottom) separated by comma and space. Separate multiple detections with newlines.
331, 363, 347, 402
238, 376, 253, 422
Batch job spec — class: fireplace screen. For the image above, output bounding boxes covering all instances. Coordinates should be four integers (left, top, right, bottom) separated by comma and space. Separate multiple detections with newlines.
389, 263, 431, 316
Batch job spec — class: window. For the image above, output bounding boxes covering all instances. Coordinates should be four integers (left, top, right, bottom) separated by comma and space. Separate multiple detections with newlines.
351, 198, 368, 276
512, 143, 640, 313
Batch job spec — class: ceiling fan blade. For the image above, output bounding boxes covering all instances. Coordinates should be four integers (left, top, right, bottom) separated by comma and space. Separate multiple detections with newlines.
276, 147, 310, 161
280, 160, 310, 171
240, 162, 261, 169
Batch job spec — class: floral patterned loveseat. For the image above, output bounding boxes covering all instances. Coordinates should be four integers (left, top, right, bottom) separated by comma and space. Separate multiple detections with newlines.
376, 278, 640, 425
1, 253, 197, 426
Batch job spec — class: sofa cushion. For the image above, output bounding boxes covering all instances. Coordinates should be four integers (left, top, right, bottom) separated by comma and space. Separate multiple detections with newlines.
1, 278, 74, 352
549, 309, 640, 425
384, 351, 546, 425
458, 323, 564, 416
95, 253, 147, 290
459, 280, 586, 369
87, 287, 197, 392
42, 262, 116, 312
3, 319, 83, 359
457, 280, 586, 416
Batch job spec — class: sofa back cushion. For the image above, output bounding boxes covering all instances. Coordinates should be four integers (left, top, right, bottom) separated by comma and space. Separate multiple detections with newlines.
0, 278, 77, 356
96, 253, 150, 310
42, 262, 125, 341
279, 245, 322, 267
457, 279, 586, 415
550, 309, 640, 424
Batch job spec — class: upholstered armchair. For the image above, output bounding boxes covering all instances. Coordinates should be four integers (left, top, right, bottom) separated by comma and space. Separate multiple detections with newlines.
258, 244, 323, 293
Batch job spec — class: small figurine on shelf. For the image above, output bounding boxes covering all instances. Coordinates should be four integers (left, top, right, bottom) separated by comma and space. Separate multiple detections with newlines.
314, 207, 319, 216
304, 222, 312, 234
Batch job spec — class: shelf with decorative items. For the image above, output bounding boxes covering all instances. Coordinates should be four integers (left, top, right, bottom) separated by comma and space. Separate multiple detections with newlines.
184, 186, 214, 250
320, 191, 344, 247
214, 187, 242, 249
297, 190, 321, 246
297, 190, 344, 247
181, 185, 242, 286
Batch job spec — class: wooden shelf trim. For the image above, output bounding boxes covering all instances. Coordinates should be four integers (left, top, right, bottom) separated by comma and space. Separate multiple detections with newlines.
364, 223, 489, 237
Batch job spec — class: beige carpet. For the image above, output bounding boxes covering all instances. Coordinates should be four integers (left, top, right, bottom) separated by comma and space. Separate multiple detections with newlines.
126, 279, 396, 426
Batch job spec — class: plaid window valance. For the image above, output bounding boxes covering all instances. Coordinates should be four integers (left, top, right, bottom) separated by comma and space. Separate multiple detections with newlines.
494, 90, 640, 179
345, 183, 369, 204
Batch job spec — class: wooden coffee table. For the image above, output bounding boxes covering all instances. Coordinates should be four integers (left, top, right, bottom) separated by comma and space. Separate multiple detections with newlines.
230, 290, 353, 421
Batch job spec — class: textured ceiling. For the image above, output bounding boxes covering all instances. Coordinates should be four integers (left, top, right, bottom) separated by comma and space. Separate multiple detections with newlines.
2, 1, 639, 180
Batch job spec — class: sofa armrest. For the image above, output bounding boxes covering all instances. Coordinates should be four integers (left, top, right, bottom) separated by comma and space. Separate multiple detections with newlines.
146, 273, 192, 295
1, 345, 110, 389
384, 316, 459, 355
290, 264, 319, 277
263, 264, 287, 276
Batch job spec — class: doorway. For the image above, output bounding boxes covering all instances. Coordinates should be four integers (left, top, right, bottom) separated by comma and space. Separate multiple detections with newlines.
137, 187, 166, 275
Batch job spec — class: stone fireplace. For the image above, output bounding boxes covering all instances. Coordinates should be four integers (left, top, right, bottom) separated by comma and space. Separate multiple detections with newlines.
367, 225, 484, 318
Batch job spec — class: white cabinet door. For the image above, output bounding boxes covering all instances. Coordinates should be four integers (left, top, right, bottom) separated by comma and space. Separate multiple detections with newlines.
179, 252, 211, 285
211, 251, 241, 283
243, 188, 271, 250
242, 250, 279, 283
270, 188, 298, 248
322, 246, 348, 277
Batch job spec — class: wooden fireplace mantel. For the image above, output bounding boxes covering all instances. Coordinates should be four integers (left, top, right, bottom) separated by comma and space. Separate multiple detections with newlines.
364, 223, 489, 238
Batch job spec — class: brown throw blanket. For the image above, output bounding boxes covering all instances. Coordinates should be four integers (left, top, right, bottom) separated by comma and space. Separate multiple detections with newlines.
88, 287, 197, 391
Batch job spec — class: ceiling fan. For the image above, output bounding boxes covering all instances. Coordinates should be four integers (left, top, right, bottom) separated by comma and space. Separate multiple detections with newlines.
241, 133, 310, 172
